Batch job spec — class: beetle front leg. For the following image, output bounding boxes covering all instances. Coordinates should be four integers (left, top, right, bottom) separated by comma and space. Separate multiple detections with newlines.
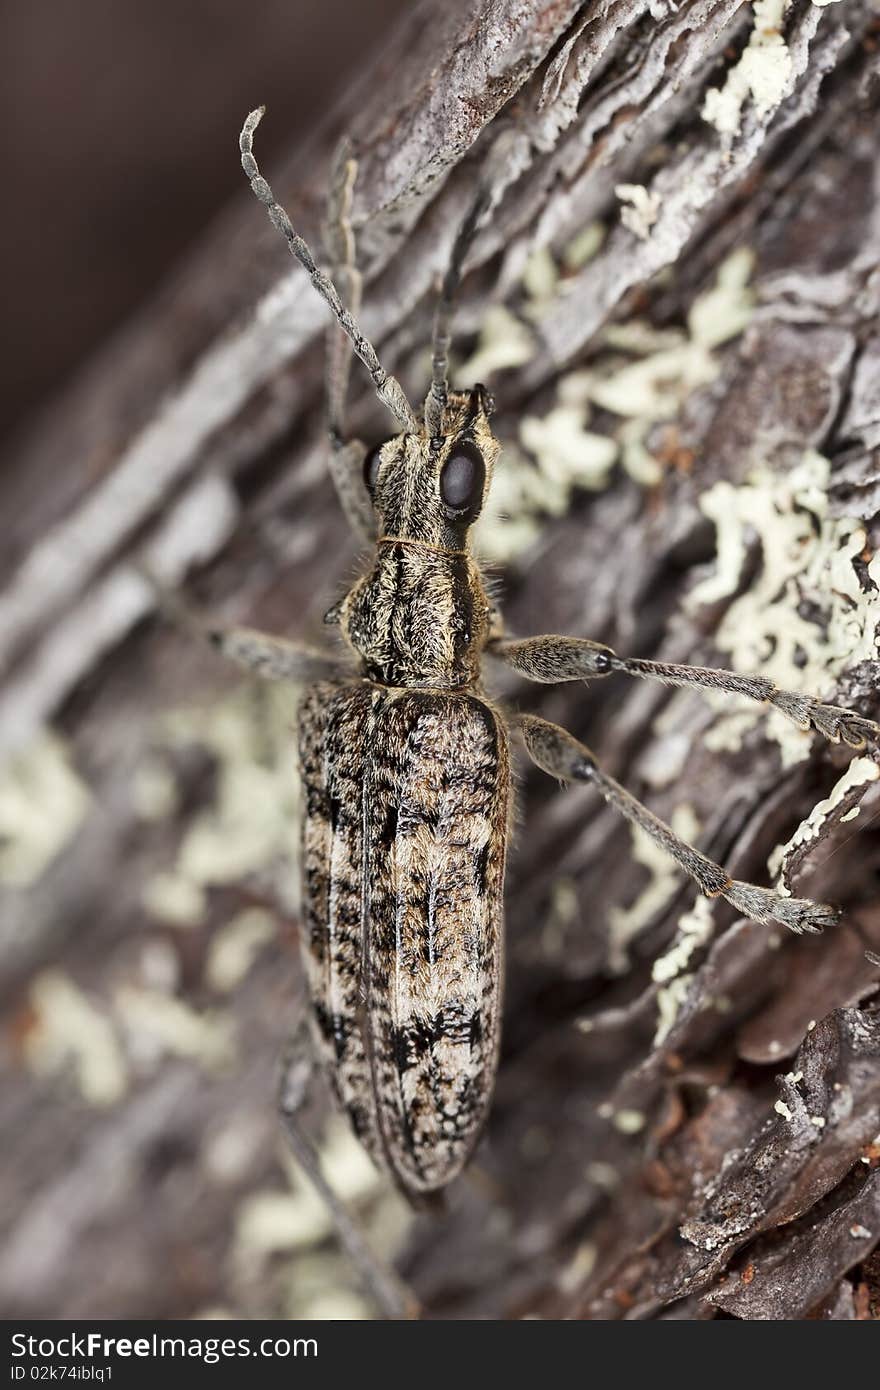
491, 635, 879, 751
519, 713, 840, 936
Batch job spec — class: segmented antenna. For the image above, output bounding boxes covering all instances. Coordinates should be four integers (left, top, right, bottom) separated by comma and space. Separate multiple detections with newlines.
240, 107, 418, 434
425, 182, 494, 436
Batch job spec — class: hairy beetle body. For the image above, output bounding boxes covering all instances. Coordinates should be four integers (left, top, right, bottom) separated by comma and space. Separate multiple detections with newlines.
341, 541, 492, 691
299, 679, 509, 1194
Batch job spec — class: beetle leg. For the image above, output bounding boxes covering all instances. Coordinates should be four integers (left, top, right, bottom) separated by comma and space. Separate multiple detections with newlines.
144, 561, 347, 682
490, 634, 615, 681
209, 627, 347, 683
519, 713, 840, 936
491, 635, 880, 751
278, 1019, 419, 1321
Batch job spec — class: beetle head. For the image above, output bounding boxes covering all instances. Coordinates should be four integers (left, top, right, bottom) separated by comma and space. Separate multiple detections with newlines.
364, 385, 499, 551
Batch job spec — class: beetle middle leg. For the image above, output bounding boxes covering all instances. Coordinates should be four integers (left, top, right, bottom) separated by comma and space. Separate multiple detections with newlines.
209, 626, 347, 683
143, 562, 347, 685
491, 634, 880, 750
519, 713, 840, 935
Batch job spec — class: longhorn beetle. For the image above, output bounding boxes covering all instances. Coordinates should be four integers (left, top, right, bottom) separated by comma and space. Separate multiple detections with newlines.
212, 107, 880, 1203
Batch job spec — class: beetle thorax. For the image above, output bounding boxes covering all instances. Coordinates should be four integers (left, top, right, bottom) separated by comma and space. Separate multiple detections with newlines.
340, 544, 491, 689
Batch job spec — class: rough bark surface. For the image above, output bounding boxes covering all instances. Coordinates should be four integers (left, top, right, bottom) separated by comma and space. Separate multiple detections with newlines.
1, 0, 879, 1320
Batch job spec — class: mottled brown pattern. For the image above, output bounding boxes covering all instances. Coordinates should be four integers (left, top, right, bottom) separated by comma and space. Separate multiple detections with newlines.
299, 682, 382, 1155
299, 679, 509, 1195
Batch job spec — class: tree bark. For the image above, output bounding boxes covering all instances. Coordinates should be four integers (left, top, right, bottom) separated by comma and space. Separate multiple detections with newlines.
1, 0, 879, 1320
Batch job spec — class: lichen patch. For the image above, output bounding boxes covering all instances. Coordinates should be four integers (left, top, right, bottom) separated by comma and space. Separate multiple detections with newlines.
476, 250, 755, 561
702, 0, 795, 140
0, 732, 90, 888
688, 451, 880, 768
142, 683, 302, 925
768, 757, 880, 893
652, 896, 716, 1045
616, 184, 661, 241
24, 970, 128, 1106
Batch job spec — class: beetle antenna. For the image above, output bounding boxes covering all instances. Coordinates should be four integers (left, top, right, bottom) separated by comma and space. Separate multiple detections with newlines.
425, 180, 493, 436
240, 107, 418, 434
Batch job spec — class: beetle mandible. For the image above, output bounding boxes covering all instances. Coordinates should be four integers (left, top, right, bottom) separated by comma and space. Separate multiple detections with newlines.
209, 107, 880, 1200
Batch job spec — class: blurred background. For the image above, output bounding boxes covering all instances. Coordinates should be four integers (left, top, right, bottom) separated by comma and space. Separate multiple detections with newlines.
1, 0, 407, 449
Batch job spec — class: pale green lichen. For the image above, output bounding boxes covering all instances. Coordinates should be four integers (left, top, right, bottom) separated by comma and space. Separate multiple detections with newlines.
702, 0, 794, 139
463, 228, 754, 563
473, 441, 556, 561
475, 250, 754, 561
24, 970, 128, 1106
556, 1242, 597, 1294
688, 451, 880, 768
474, 422, 617, 563
562, 221, 605, 272
232, 1115, 413, 1319
767, 757, 880, 893
519, 406, 620, 492
202, 1114, 267, 1185
687, 248, 757, 349
615, 183, 661, 241
115, 985, 237, 1071
294, 1288, 373, 1320
205, 907, 277, 993
237, 1185, 343, 1258
142, 871, 205, 927
0, 732, 90, 887
521, 246, 560, 306
142, 682, 302, 925
539, 875, 579, 961
455, 304, 535, 385
580, 250, 756, 406
559, 248, 755, 488
612, 1108, 646, 1135
654, 975, 693, 1048
130, 757, 178, 822
651, 897, 716, 1046
653, 895, 715, 985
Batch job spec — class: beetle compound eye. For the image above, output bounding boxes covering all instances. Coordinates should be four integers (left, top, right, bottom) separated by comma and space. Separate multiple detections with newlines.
363, 442, 388, 494
439, 441, 485, 518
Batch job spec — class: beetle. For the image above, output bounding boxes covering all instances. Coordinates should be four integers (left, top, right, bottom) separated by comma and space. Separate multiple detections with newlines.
207, 107, 880, 1201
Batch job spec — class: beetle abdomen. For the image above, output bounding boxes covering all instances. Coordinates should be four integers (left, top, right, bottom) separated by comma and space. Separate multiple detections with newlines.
298, 680, 509, 1195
